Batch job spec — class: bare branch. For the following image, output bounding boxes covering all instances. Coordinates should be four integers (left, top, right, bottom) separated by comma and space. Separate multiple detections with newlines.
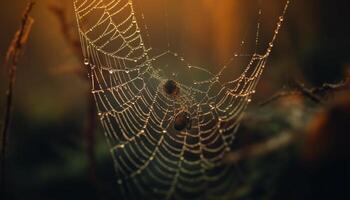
224, 132, 296, 164
49, 4, 85, 79
1, 1, 35, 197
259, 78, 350, 106
49, 4, 99, 193
259, 91, 299, 107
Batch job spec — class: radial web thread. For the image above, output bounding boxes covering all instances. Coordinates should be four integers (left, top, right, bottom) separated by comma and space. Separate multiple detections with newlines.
74, 0, 290, 199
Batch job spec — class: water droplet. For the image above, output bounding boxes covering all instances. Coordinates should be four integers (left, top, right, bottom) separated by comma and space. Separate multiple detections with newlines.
84, 58, 89, 66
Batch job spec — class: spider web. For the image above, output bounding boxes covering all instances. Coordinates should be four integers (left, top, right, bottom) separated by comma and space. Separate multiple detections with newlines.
74, 0, 290, 199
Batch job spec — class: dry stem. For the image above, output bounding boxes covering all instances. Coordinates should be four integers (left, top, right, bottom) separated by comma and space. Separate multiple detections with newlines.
224, 132, 296, 164
50, 4, 99, 191
0, 1, 35, 197
260, 78, 350, 106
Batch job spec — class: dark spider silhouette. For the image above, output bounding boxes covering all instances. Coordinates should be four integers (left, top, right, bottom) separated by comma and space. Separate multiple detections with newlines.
163, 80, 180, 98
174, 111, 191, 131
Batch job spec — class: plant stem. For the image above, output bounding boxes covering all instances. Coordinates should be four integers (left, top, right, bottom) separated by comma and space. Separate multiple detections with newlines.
0, 2, 35, 197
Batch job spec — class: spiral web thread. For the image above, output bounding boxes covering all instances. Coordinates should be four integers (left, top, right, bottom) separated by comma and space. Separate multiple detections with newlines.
74, 0, 290, 199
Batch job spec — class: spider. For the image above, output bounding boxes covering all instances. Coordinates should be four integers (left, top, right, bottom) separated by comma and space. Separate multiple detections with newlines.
163, 79, 180, 98
174, 110, 192, 131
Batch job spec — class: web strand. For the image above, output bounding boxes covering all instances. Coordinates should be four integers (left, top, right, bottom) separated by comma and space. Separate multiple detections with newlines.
74, 0, 290, 199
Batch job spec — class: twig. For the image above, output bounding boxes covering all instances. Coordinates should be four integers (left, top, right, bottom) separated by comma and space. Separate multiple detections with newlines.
49, 4, 99, 191
311, 79, 349, 95
49, 5, 85, 79
259, 91, 298, 107
224, 131, 296, 163
259, 78, 350, 106
293, 80, 324, 103
0, 1, 35, 197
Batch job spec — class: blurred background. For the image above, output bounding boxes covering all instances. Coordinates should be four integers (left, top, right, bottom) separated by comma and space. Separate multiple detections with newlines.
0, 0, 349, 199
